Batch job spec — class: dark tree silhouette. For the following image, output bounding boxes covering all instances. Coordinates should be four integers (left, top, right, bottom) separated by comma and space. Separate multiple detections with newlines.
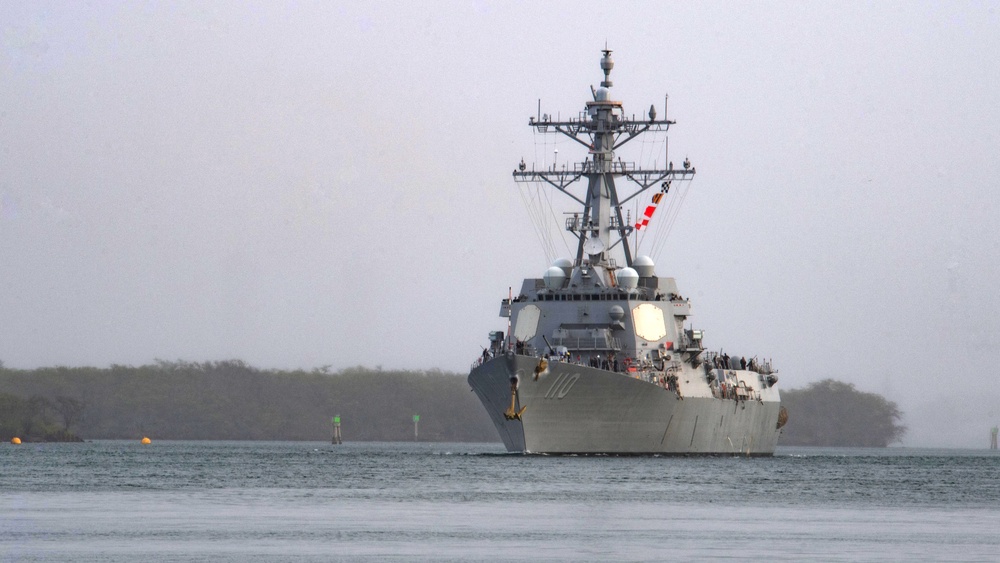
0, 363, 497, 441
0, 393, 78, 442
779, 379, 906, 447
54, 396, 85, 432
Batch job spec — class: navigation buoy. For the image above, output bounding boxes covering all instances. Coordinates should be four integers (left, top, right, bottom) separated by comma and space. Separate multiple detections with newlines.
140, 437, 151, 445
11, 437, 21, 445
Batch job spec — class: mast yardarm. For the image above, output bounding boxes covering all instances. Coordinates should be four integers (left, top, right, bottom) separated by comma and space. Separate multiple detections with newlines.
513, 49, 695, 286
471, 48, 781, 456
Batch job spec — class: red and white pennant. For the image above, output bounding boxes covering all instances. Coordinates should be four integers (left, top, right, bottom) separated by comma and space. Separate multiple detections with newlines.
634, 191, 665, 231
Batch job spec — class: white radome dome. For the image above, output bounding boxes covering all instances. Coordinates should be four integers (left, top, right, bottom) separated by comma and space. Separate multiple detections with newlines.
633, 255, 655, 277
552, 257, 573, 277
617, 267, 639, 290
543, 266, 567, 290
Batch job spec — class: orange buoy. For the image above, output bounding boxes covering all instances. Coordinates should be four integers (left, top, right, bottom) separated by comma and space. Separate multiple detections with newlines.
11, 437, 21, 445
140, 437, 151, 445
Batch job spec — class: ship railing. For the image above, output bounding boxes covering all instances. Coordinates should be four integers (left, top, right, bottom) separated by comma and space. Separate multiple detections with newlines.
634, 370, 685, 395
710, 370, 762, 402
526, 160, 637, 175
470, 350, 499, 371
588, 160, 636, 174
566, 257, 621, 270
516, 344, 539, 357
565, 214, 627, 232
550, 336, 622, 352
703, 350, 776, 375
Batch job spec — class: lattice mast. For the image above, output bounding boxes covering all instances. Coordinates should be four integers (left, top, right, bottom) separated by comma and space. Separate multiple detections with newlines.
513, 49, 695, 287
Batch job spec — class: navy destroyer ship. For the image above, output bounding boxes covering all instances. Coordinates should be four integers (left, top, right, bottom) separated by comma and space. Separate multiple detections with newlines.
468, 50, 787, 454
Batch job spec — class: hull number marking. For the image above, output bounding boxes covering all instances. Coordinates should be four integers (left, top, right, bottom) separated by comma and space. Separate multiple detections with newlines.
545, 373, 580, 399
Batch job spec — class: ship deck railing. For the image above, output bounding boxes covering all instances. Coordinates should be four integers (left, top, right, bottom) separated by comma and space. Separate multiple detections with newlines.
550, 336, 622, 352
470, 348, 766, 402
702, 350, 775, 375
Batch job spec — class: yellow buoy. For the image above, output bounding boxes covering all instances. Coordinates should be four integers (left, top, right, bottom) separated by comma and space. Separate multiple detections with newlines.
140, 437, 151, 445
11, 437, 21, 445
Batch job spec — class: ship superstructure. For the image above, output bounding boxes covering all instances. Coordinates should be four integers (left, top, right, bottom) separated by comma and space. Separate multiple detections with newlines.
468, 50, 786, 454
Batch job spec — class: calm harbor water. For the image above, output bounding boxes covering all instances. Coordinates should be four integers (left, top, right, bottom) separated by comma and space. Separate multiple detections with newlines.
2, 441, 999, 561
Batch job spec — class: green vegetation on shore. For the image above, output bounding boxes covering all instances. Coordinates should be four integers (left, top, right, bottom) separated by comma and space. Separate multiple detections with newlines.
0, 361, 496, 442
778, 379, 906, 447
0, 393, 84, 442
0, 362, 905, 446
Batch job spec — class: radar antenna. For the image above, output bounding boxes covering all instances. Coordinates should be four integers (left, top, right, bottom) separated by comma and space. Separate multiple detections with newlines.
514, 49, 696, 284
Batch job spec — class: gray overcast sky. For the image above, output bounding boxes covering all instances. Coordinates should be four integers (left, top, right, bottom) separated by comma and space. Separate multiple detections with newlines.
2, 1, 998, 446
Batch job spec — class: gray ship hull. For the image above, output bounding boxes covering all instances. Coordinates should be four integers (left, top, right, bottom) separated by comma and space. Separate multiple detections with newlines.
469, 51, 784, 456
469, 354, 781, 455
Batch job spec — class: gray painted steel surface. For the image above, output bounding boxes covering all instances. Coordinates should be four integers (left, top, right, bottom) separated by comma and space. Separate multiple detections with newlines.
469, 50, 785, 455
470, 355, 781, 455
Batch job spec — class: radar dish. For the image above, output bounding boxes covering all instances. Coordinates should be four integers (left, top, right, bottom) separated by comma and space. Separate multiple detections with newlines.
584, 237, 605, 255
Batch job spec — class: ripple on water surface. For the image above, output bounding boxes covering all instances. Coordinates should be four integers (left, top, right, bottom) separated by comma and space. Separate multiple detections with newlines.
2, 442, 1000, 561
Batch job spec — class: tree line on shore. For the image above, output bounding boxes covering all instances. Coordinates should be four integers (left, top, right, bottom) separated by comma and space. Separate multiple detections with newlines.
0, 362, 905, 446
776, 378, 905, 447
0, 393, 84, 442
0, 361, 497, 442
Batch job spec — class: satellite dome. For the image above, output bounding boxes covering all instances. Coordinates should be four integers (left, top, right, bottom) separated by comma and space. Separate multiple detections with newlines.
543, 266, 567, 290
617, 267, 639, 290
633, 255, 655, 277
595, 87, 610, 102
552, 257, 573, 277
609, 305, 625, 321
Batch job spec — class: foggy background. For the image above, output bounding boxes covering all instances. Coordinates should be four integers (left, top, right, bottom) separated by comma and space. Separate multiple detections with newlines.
2, 1, 998, 447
